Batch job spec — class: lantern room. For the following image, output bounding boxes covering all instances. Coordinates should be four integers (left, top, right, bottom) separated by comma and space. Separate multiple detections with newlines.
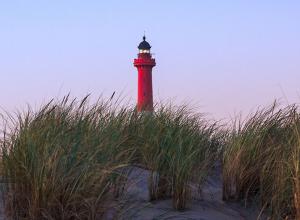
138, 36, 151, 54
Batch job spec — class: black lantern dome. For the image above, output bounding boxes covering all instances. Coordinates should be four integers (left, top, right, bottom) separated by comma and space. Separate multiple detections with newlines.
138, 36, 151, 50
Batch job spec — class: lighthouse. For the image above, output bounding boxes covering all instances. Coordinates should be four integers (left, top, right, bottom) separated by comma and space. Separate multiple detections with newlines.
134, 36, 156, 112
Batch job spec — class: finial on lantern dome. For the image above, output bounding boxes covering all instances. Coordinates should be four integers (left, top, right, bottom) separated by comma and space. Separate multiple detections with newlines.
138, 34, 151, 50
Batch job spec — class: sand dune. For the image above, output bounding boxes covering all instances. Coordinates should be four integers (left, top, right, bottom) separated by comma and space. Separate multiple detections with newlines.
122, 165, 266, 220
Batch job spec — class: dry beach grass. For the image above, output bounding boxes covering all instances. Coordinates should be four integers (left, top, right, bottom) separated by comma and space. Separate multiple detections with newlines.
223, 102, 300, 219
1, 96, 136, 219
0, 96, 221, 219
0, 96, 299, 219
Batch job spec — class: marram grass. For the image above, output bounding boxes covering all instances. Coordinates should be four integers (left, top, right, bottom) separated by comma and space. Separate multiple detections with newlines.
131, 105, 221, 210
0, 96, 220, 219
223, 103, 300, 219
4, 95, 300, 219
1, 96, 136, 219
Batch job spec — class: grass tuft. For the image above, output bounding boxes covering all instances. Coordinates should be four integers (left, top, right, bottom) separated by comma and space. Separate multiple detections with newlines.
1, 96, 135, 219
223, 102, 300, 219
132, 104, 221, 210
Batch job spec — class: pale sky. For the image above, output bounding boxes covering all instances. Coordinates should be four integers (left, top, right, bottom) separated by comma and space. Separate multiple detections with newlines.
0, 1, 299, 120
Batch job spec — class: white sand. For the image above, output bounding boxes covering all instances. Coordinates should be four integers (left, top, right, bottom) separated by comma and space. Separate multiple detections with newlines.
122, 165, 267, 220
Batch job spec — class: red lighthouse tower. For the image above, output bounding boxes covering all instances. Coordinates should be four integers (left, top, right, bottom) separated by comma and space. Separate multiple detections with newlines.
134, 36, 156, 112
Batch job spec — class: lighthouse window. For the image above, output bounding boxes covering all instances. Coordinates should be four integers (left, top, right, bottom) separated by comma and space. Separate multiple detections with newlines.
139, 49, 150, 54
